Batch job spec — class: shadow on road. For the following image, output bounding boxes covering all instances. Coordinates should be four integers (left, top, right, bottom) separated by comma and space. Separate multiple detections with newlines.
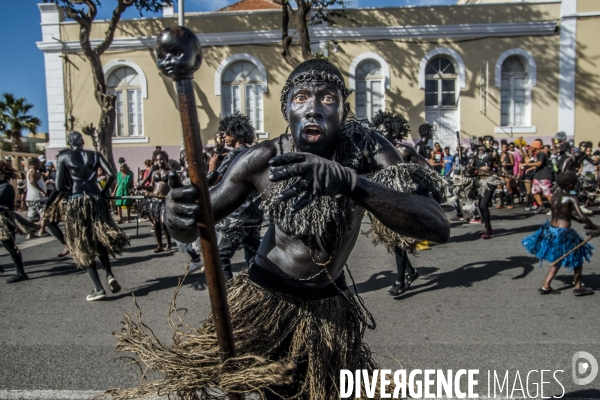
392, 256, 537, 300
352, 266, 438, 294
107, 273, 208, 300
554, 272, 600, 290
449, 224, 540, 244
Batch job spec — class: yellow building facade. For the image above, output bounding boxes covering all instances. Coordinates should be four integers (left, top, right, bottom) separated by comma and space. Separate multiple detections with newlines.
37, 0, 600, 169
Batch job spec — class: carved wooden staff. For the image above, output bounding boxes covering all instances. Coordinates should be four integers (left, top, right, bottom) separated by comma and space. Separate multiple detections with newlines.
156, 26, 240, 399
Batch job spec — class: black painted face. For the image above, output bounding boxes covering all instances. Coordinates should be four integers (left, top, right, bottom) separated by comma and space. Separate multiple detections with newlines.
284, 81, 346, 153
156, 27, 202, 80
155, 154, 167, 168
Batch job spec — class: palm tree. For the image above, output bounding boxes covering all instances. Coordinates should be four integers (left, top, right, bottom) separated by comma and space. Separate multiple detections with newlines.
0, 93, 42, 151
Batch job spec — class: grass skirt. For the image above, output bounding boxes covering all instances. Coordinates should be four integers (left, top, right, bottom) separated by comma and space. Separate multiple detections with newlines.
42, 194, 67, 223
141, 197, 164, 222
107, 270, 391, 399
477, 175, 504, 197
522, 221, 594, 270
446, 175, 477, 213
0, 212, 39, 241
64, 194, 130, 268
175, 237, 201, 253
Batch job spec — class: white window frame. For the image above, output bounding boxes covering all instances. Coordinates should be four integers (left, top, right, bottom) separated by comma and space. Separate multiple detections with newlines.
494, 49, 537, 134
500, 59, 527, 127
103, 60, 148, 140
107, 68, 144, 138
215, 54, 268, 138
419, 48, 466, 90
220, 61, 265, 135
349, 52, 391, 91
424, 57, 458, 110
354, 61, 384, 121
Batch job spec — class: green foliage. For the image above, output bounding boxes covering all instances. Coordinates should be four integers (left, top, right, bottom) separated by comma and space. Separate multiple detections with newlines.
308, 0, 358, 28
370, 110, 410, 142
0, 94, 41, 151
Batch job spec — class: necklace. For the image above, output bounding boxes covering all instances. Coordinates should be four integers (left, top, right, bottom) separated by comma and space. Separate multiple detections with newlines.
253, 133, 376, 329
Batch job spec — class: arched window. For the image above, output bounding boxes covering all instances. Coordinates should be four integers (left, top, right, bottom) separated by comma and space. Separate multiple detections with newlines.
107, 67, 143, 137
222, 61, 263, 132
500, 57, 528, 127
424, 57, 457, 108
355, 60, 384, 120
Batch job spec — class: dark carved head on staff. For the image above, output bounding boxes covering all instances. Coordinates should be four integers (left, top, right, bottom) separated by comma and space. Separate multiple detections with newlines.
156, 26, 202, 80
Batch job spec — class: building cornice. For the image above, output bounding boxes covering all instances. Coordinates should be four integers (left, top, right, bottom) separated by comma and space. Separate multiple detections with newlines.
36, 21, 558, 52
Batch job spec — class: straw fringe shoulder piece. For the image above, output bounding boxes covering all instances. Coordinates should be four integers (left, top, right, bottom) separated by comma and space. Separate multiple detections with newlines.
363, 162, 448, 255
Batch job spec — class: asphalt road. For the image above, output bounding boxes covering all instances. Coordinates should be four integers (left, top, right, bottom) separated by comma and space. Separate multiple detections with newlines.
1, 205, 599, 399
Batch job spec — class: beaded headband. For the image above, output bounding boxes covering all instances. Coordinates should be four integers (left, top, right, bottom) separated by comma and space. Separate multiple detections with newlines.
280, 70, 353, 104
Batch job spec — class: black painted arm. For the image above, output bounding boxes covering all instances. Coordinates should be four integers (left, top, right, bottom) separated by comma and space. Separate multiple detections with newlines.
349, 135, 450, 244
165, 145, 266, 243
209, 146, 264, 224
55, 155, 67, 193
396, 144, 431, 169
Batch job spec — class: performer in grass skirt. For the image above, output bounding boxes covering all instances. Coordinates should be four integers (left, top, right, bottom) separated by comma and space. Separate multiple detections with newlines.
108, 58, 450, 400
522, 171, 599, 296
0, 161, 39, 283
138, 150, 172, 253
56, 131, 130, 301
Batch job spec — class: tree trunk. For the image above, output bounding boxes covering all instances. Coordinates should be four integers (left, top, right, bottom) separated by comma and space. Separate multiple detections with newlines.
77, 24, 117, 168
281, 1, 300, 68
296, 0, 315, 62
10, 131, 21, 152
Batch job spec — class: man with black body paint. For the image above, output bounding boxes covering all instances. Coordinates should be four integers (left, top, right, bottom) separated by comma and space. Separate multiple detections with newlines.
0, 162, 32, 283
56, 132, 128, 301
167, 64, 449, 288
208, 113, 263, 281
111, 57, 449, 400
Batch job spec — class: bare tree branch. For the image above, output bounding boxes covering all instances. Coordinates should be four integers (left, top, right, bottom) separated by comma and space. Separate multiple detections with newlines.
281, 0, 301, 67
95, 0, 129, 55
280, 0, 355, 65
50, 0, 170, 167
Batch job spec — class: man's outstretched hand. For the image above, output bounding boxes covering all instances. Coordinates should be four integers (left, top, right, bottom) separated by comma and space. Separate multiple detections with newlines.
165, 185, 201, 243
268, 153, 357, 212
585, 226, 600, 238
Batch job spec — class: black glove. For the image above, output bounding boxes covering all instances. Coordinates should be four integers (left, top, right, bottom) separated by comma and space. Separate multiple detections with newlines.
268, 152, 357, 212
164, 185, 201, 243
